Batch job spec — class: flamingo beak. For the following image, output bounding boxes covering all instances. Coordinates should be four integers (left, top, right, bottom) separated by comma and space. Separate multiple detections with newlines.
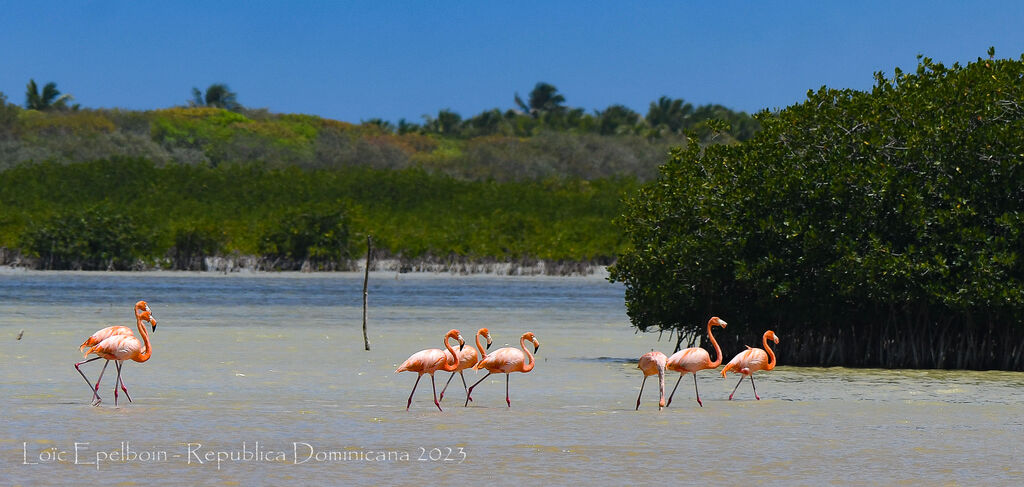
150, 317, 158, 332
533, 342, 540, 354
486, 338, 493, 350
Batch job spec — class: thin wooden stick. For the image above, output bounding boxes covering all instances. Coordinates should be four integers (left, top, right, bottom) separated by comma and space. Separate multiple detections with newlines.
362, 235, 371, 351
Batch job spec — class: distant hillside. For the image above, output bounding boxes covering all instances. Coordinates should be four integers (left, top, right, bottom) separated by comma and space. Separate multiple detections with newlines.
0, 84, 759, 181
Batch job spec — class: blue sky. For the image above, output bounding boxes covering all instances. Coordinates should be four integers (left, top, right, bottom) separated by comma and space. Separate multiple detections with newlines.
2, 1, 1023, 124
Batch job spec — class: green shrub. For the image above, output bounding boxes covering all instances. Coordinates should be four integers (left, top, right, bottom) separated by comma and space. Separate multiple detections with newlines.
20, 206, 154, 270
259, 208, 353, 270
610, 52, 1024, 370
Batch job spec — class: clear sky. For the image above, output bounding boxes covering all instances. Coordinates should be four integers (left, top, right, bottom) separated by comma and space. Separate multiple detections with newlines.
2, 1, 1023, 124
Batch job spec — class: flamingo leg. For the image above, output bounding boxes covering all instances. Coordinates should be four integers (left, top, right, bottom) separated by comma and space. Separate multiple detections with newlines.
116, 362, 132, 403
74, 356, 104, 405
666, 373, 684, 407
505, 374, 511, 408
406, 374, 424, 410
459, 371, 469, 401
431, 374, 443, 411
438, 371, 457, 402
465, 372, 492, 407
94, 360, 111, 403
636, 375, 648, 410
113, 361, 122, 407
693, 373, 703, 407
750, 375, 760, 400
728, 374, 745, 400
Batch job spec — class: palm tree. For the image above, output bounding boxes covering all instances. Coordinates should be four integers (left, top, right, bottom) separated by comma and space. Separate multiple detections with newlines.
645, 96, 693, 133
25, 79, 74, 111
514, 82, 566, 117
190, 83, 241, 111
362, 118, 395, 133
422, 109, 463, 135
597, 104, 641, 135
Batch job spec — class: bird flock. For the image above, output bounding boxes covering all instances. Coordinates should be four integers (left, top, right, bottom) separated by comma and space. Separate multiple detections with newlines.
75, 303, 777, 410
636, 317, 780, 410
395, 328, 540, 411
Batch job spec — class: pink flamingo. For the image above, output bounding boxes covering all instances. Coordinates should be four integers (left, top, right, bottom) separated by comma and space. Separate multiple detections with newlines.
79, 308, 158, 407
465, 332, 540, 407
636, 350, 667, 410
665, 316, 728, 407
439, 327, 492, 403
74, 301, 153, 406
721, 330, 779, 400
396, 329, 465, 411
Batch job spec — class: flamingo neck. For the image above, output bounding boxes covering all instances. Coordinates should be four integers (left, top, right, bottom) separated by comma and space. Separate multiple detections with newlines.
441, 336, 460, 372
520, 337, 535, 373
134, 314, 153, 363
763, 333, 776, 371
475, 331, 487, 361
657, 358, 666, 408
708, 321, 723, 367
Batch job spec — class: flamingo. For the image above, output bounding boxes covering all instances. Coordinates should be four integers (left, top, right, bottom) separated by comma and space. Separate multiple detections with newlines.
78, 308, 158, 407
396, 329, 466, 411
74, 301, 153, 406
635, 350, 667, 410
665, 316, 728, 407
721, 330, 779, 400
438, 327, 492, 403
464, 332, 540, 408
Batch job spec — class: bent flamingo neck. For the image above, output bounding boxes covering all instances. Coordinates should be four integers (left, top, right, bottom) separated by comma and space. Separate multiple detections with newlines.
441, 335, 460, 372
708, 320, 723, 368
763, 333, 776, 371
134, 314, 153, 363
475, 331, 488, 361
520, 337, 535, 373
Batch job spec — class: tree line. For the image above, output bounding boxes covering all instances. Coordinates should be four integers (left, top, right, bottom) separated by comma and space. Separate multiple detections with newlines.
0, 157, 634, 272
610, 49, 1024, 370
0, 80, 756, 182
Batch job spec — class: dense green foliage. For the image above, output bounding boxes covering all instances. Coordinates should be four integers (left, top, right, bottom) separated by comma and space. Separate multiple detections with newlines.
0, 158, 634, 271
0, 82, 757, 181
610, 52, 1024, 370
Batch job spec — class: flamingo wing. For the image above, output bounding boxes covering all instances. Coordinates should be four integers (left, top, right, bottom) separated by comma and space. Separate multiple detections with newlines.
667, 347, 712, 372
396, 349, 449, 373
638, 350, 667, 376
476, 347, 524, 372
88, 334, 142, 361
80, 325, 133, 352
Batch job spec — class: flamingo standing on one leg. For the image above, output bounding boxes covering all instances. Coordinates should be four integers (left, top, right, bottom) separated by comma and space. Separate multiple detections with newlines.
721, 330, 779, 400
80, 309, 158, 407
636, 350, 667, 410
465, 332, 540, 407
439, 327, 492, 403
665, 316, 728, 407
396, 329, 466, 411
74, 301, 153, 406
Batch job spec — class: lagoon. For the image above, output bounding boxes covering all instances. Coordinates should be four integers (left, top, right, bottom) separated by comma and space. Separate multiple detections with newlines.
1, 271, 1022, 485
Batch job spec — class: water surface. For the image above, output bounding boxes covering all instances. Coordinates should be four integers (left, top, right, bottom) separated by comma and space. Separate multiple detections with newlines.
1, 271, 1022, 485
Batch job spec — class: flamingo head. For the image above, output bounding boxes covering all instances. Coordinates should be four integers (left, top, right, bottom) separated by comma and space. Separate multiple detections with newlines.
521, 332, 540, 354
446, 329, 465, 351
139, 311, 158, 332
135, 300, 150, 315
478, 327, 493, 350
710, 316, 727, 328
765, 330, 779, 344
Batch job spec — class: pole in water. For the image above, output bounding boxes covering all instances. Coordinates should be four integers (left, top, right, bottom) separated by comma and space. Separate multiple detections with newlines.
362, 235, 372, 351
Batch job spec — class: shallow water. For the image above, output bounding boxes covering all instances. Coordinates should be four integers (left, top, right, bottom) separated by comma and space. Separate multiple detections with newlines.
1, 271, 1022, 485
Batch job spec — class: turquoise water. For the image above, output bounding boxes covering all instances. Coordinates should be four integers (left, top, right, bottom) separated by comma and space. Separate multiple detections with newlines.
1, 271, 1022, 485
